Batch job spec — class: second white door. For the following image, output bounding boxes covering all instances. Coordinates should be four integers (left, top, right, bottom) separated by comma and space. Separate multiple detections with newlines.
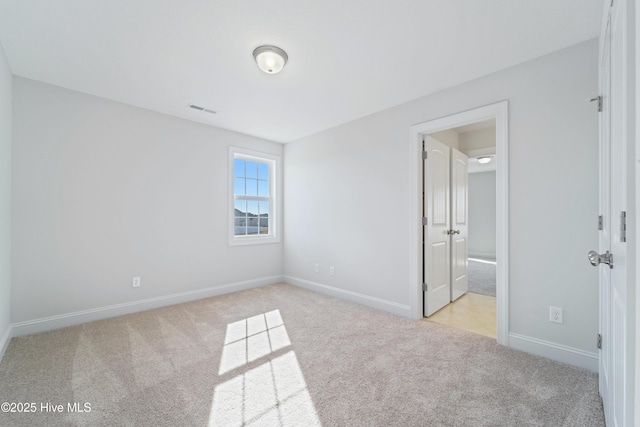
450, 148, 469, 301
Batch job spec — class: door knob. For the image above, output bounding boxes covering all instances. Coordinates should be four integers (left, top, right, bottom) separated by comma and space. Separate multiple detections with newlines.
446, 230, 460, 235
588, 250, 613, 268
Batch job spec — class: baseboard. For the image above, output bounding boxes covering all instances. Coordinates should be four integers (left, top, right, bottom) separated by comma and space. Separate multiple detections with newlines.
11, 275, 284, 337
509, 332, 598, 372
468, 252, 497, 260
0, 324, 12, 362
284, 275, 412, 318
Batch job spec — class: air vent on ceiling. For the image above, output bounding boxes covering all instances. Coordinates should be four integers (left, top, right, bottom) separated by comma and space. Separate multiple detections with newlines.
188, 104, 216, 115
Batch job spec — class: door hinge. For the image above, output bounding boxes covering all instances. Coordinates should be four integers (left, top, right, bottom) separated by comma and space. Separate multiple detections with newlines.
590, 95, 603, 112
620, 211, 626, 242
422, 283, 428, 292
597, 333, 602, 349
422, 217, 428, 226
598, 215, 603, 231
422, 151, 428, 160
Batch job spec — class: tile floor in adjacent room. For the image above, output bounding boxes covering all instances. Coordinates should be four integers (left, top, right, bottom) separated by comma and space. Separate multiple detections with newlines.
426, 292, 497, 339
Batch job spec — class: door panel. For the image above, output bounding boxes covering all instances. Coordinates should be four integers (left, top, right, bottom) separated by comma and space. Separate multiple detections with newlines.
598, 2, 628, 425
424, 137, 450, 316
451, 148, 468, 301
431, 147, 449, 226
598, 13, 612, 421
609, 1, 627, 424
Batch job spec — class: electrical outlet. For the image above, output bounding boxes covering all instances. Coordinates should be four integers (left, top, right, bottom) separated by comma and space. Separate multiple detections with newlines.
329, 266, 335, 276
549, 306, 563, 324
314, 263, 319, 273
132, 277, 141, 288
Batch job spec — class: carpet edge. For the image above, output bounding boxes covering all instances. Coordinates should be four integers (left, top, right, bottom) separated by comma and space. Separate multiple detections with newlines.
284, 275, 411, 318
11, 275, 284, 337
509, 332, 599, 372
0, 324, 11, 362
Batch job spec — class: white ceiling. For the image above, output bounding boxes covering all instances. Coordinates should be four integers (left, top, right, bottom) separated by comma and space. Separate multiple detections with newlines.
455, 119, 496, 135
0, 0, 602, 143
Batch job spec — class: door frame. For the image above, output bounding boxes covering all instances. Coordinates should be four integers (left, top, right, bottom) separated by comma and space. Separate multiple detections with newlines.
408, 101, 509, 346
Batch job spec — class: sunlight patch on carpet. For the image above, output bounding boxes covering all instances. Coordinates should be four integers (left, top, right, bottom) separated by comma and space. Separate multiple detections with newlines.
209, 310, 320, 426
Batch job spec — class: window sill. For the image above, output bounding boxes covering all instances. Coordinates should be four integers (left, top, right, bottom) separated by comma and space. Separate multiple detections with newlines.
229, 236, 280, 246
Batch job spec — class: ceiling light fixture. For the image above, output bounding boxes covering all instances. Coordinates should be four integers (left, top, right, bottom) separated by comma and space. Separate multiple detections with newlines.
477, 156, 493, 164
253, 45, 288, 74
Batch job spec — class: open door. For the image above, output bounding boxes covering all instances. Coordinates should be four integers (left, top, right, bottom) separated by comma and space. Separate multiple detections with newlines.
450, 147, 468, 301
423, 137, 451, 316
423, 138, 469, 316
591, 2, 628, 424
595, 14, 613, 422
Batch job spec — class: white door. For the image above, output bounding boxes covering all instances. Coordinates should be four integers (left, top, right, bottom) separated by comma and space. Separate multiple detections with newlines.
423, 137, 451, 316
597, 13, 613, 422
450, 148, 468, 301
594, 2, 628, 425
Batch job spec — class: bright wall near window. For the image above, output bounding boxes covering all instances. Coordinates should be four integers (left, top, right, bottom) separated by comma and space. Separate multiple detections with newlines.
284, 39, 599, 354
11, 77, 283, 324
0, 43, 12, 349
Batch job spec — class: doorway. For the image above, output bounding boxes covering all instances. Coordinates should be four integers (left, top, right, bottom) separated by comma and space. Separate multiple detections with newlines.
408, 102, 509, 345
424, 121, 497, 338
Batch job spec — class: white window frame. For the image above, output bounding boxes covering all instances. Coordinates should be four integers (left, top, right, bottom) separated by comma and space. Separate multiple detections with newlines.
229, 146, 280, 246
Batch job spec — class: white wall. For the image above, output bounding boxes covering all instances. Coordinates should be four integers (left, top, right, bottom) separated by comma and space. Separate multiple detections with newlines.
459, 127, 496, 153
11, 78, 283, 328
428, 129, 459, 149
284, 40, 599, 360
468, 171, 496, 259
0, 43, 12, 355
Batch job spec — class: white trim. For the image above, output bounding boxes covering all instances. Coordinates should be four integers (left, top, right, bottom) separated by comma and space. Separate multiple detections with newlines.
635, 2, 640, 425
0, 325, 12, 362
409, 101, 509, 346
284, 275, 412, 318
11, 275, 283, 337
228, 146, 281, 246
509, 333, 599, 372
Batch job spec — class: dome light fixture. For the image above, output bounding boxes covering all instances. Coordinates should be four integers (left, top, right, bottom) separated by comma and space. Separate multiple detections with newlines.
477, 156, 493, 164
253, 45, 288, 74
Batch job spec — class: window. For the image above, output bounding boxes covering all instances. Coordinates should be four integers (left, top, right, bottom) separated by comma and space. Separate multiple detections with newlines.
229, 147, 279, 245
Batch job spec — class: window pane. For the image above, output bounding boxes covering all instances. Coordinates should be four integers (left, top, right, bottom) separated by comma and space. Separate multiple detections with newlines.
234, 200, 246, 215
246, 161, 258, 179
247, 200, 259, 216
259, 217, 269, 234
258, 163, 269, 180
234, 218, 247, 235
230, 149, 278, 244
246, 179, 258, 196
259, 201, 269, 216
258, 180, 269, 197
234, 159, 245, 178
234, 178, 245, 196
247, 216, 260, 235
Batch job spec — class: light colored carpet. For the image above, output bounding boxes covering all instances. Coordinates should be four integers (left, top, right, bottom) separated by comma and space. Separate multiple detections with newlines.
468, 258, 497, 297
0, 283, 604, 426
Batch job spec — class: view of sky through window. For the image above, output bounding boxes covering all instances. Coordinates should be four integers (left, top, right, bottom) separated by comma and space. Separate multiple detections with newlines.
234, 158, 270, 236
